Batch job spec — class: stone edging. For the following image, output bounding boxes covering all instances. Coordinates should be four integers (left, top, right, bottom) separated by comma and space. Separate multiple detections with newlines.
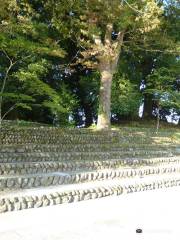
1, 164, 180, 191
1, 177, 180, 213
0, 157, 180, 175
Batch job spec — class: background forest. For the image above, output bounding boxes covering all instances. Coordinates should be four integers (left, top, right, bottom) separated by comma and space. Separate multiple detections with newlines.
0, 0, 179, 128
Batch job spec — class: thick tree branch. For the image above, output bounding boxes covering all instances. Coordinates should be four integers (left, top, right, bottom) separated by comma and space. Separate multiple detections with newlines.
104, 24, 113, 46
0, 50, 17, 124
1, 104, 17, 120
128, 45, 180, 54
123, 0, 144, 15
93, 34, 103, 46
0, 50, 18, 95
112, 31, 125, 50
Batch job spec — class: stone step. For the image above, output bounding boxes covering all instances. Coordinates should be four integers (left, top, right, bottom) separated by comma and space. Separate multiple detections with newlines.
0, 143, 179, 153
0, 150, 178, 163
0, 156, 180, 175
1, 127, 177, 145
0, 129, 122, 144
1, 162, 180, 191
1, 137, 175, 145
1, 126, 177, 136
1, 173, 180, 213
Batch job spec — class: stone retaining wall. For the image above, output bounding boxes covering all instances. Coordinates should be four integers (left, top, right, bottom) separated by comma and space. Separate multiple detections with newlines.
1, 164, 180, 191
0, 150, 176, 163
1, 177, 180, 213
1, 127, 176, 145
0, 143, 178, 153
0, 157, 179, 175
0, 128, 120, 145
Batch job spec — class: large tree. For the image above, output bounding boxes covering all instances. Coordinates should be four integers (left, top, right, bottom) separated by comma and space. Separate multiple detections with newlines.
37, 0, 163, 129
60, 0, 162, 129
78, 0, 178, 129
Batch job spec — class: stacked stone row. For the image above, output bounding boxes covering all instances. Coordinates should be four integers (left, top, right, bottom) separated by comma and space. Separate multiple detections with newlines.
1, 127, 176, 145
0, 157, 179, 175
0, 150, 175, 163
0, 143, 178, 153
1, 163, 180, 191
0, 128, 119, 145
1, 177, 180, 213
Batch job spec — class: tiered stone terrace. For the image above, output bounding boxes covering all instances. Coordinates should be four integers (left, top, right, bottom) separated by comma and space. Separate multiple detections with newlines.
0, 126, 180, 213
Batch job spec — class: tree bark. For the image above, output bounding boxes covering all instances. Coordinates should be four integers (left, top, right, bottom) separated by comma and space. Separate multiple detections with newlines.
96, 26, 124, 130
97, 61, 113, 130
0, 51, 15, 126
142, 93, 154, 119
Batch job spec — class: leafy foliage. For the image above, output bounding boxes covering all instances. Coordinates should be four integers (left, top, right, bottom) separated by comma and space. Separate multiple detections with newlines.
146, 66, 180, 109
0, 0, 179, 126
112, 74, 141, 119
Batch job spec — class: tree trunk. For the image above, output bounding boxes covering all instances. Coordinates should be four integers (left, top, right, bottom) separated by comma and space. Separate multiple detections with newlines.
95, 25, 124, 130
0, 102, 2, 126
84, 103, 93, 127
156, 107, 160, 134
0, 79, 5, 126
97, 61, 113, 130
0, 52, 14, 126
142, 93, 154, 119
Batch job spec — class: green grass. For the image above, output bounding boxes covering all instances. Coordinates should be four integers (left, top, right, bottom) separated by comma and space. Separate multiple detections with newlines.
1, 120, 52, 127
111, 119, 179, 130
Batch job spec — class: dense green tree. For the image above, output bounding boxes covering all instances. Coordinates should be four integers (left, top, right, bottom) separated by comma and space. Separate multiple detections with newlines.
145, 63, 180, 130
111, 73, 141, 121
110, 0, 180, 123
36, 0, 163, 129
80, 0, 162, 129
0, 0, 78, 125
141, 0, 180, 119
